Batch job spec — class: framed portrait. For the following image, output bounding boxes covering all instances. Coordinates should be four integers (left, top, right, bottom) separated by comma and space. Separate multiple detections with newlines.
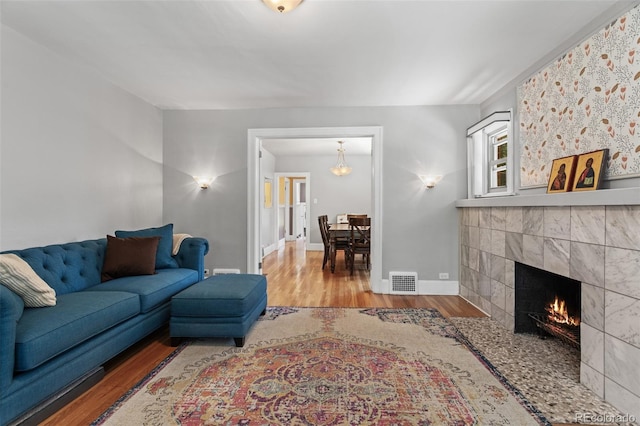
572, 149, 608, 192
546, 155, 578, 193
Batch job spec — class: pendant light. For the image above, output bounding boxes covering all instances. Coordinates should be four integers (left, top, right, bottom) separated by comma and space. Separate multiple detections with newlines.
330, 141, 352, 176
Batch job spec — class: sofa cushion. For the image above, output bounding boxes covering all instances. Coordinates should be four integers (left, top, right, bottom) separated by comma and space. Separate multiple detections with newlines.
0, 254, 56, 307
115, 224, 179, 270
101, 235, 160, 282
15, 291, 140, 372
90, 268, 198, 313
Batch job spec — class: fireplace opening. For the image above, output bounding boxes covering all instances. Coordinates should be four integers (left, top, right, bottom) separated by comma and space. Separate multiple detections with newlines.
514, 263, 581, 348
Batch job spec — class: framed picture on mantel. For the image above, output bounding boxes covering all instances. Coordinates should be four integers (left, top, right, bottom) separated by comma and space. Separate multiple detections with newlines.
547, 155, 578, 193
572, 149, 608, 192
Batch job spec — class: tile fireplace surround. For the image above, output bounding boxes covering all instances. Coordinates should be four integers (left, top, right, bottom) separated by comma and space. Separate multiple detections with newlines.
457, 194, 639, 421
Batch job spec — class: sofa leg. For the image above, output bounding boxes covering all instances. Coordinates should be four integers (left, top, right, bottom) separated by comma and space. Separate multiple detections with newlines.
234, 337, 245, 347
170, 337, 182, 347
260, 308, 266, 316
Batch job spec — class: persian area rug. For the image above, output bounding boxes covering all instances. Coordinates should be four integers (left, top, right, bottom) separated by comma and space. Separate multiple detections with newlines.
93, 308, 549, 425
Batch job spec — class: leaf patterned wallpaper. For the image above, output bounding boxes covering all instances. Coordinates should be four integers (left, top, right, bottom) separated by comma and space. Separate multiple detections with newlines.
518, 4, 640, 187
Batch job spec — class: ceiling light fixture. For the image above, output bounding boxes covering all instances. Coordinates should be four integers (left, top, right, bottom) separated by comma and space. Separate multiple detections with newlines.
262, 0, 303, 13
330, 141, 352, 177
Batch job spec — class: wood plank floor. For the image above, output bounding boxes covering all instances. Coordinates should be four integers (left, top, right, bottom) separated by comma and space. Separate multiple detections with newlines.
264, 240, 485, 316
41, 240, 486, 425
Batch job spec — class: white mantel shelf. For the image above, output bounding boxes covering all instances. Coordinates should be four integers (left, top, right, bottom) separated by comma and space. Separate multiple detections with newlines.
455, 187, 640, 208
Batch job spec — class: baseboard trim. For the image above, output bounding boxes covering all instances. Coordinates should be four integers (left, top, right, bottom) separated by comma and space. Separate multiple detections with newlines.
379, 279, 460, 295
9, 367, 105, 426
417, 280, 459, 295
459, 295, 491, 316
262, 243, 278, 257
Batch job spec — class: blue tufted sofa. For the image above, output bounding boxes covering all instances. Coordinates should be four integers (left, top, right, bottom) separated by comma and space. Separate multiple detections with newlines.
0, 236, 209, 425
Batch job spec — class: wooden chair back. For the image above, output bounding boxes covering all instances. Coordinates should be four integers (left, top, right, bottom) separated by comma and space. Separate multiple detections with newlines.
318, 215, 329, 247
348, 216, 371, 274
349, 217, 371, 249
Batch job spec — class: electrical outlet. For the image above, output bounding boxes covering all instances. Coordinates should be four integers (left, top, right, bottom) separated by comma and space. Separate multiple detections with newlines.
204, 268, 210, 276
438, 272, 449, 280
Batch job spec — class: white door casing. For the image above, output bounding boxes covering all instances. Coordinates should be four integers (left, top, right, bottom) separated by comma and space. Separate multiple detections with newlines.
248, 126, 383, 293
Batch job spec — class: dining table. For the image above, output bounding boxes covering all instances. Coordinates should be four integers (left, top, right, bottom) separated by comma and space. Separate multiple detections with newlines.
327, 222, 370, 272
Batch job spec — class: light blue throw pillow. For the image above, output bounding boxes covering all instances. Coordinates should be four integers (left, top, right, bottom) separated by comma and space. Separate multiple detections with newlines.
115, 224, 179, 269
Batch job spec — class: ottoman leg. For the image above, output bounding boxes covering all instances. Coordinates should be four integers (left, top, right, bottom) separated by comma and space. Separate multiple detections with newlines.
171, 337, 182, 347
234, 337, 245, 347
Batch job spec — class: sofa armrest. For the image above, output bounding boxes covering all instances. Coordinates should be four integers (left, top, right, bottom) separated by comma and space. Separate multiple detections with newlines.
173, 237, 209, 280
0, 285, 25, 395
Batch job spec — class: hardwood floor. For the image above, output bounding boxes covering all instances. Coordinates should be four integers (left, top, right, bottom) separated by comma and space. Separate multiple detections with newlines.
265, 239, 484, 317
40, 240, 485, 425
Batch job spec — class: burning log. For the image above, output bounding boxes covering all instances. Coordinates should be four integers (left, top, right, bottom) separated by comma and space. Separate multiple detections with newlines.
546, 296, 580, 326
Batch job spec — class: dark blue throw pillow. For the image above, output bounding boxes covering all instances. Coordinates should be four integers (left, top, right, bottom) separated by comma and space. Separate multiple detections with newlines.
115, 223, 179, 269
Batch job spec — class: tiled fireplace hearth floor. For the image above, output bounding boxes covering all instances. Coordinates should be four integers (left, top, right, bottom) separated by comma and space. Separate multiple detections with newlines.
451, 317, 634, 425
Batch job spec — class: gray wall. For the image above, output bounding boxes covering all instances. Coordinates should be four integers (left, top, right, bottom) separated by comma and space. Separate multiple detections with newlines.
2, 1, 634, 286
163, 106, 479, 281
274, 154, 372, 247
1, 25, 164, 250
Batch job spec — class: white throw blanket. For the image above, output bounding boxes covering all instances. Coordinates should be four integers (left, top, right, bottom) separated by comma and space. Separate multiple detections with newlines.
172, 233, 192, 255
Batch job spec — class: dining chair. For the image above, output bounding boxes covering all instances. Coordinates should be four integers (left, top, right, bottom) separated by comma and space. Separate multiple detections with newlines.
318, 215, 348, 271
318, 215, 330, 269
348, 216, 371, 275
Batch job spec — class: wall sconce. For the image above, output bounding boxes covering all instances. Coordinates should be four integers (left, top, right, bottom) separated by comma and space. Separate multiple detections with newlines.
419, 175, 442, 189
193, 176, 214, 189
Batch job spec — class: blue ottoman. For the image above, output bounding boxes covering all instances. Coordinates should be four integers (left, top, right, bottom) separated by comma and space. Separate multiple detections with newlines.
170, 274, 267, 347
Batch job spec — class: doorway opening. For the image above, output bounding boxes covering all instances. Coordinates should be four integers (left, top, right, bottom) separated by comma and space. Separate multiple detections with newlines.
248, 126, 383, 293
266, 172, 310, 257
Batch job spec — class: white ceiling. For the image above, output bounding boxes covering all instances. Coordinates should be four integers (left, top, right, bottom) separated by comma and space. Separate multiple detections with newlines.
262, 137, 372, 156
1, 0, 630, 111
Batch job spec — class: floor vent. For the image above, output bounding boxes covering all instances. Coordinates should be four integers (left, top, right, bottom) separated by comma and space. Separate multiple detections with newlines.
389, 272, 418, 294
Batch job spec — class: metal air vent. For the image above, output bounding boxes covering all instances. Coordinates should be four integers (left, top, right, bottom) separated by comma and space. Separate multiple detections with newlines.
389, 271, 418, 294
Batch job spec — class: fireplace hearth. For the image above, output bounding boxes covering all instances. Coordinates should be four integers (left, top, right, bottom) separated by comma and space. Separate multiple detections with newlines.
459, 204, 640, 419
515, 263, 581, 348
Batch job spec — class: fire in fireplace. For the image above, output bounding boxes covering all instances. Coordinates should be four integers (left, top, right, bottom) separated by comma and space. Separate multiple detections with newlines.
514, 263, 581, 349
528, 295, 581, 348
546, 295, 580, 326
